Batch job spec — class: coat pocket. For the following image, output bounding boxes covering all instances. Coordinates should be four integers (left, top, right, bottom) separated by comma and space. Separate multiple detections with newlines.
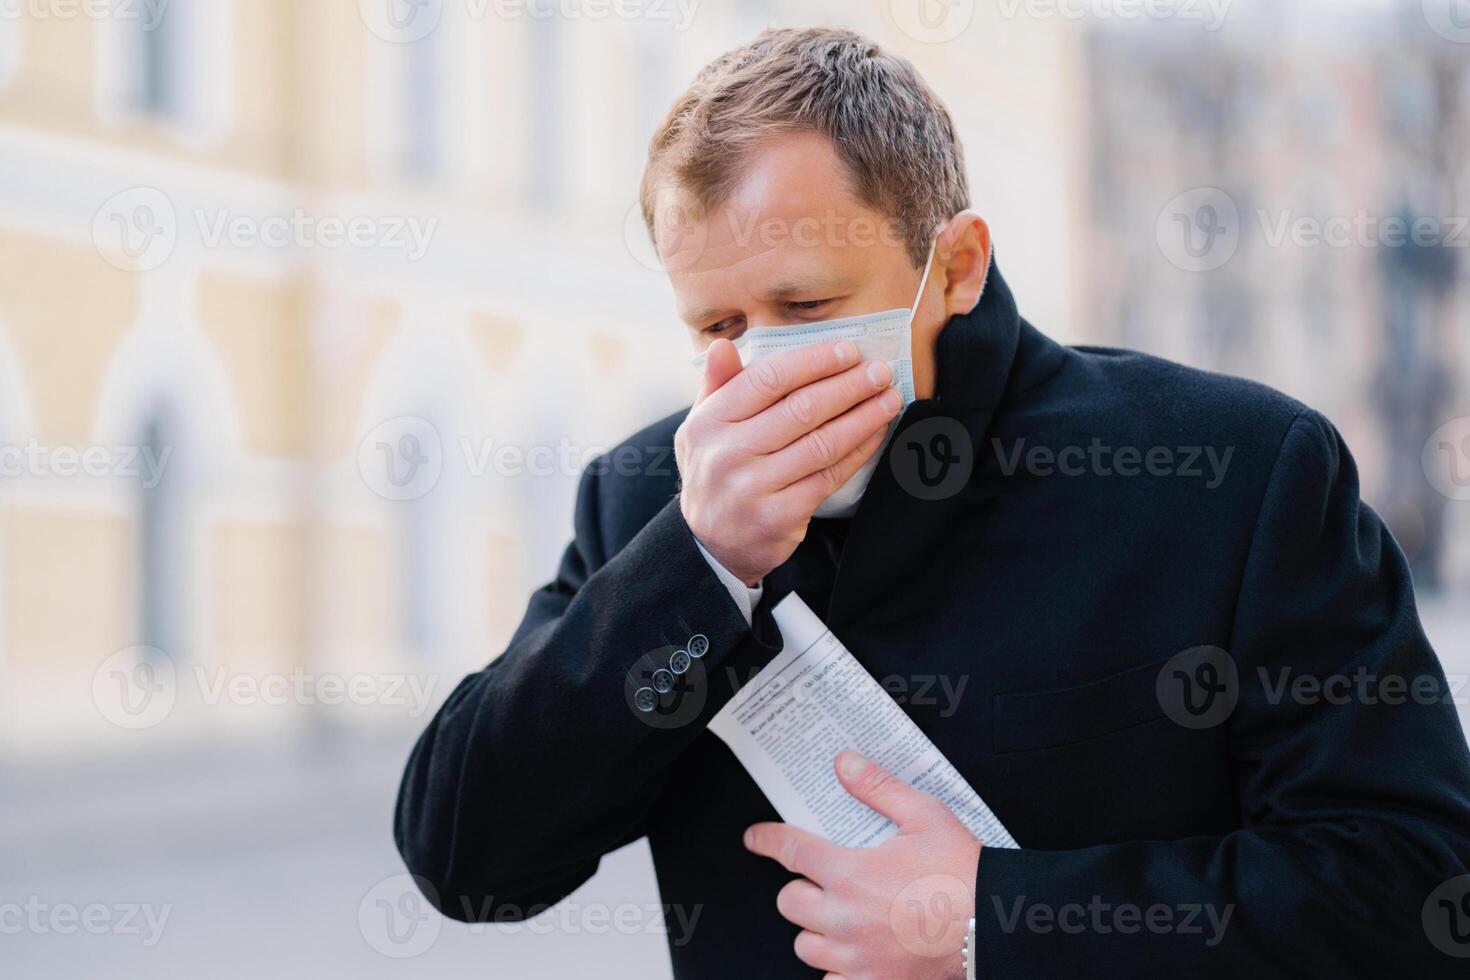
992, 656, 1173, 754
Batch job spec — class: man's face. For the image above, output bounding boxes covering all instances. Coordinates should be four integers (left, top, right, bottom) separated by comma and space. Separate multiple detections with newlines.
654, 132, 929, 352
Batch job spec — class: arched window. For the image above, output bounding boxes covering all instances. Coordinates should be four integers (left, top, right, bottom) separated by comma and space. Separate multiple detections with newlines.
527, 0, 562, 208
96, 0, 233, 139
137, 398, 181, 658
0, 14, 18, 91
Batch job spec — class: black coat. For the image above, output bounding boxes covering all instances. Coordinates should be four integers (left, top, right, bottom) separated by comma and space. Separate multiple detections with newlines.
395, 261, 1470, 977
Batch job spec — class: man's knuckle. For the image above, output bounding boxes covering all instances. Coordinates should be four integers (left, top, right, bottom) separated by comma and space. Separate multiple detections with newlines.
751, 359, 783, 395
785, 390, 815, 427
780, 837, 804, 871
804, 428, 836, 467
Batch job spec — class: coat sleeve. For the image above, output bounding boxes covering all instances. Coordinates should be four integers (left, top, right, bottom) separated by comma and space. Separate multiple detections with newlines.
393, 459, 769, 922
973, 409, 1470, 977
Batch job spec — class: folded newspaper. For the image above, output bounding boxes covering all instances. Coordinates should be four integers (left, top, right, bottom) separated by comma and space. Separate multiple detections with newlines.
710, 592, 1018, 850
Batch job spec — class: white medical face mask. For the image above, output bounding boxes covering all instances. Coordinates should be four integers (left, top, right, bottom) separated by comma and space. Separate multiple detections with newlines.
692, 242, 937, 518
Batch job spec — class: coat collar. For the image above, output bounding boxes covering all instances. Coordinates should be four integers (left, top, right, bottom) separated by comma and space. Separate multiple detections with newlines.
809, 256, 1066, 639
931, 252, 1024, 414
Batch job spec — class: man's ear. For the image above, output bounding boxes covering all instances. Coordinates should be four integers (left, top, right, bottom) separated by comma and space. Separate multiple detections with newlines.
934, 211, 992, 319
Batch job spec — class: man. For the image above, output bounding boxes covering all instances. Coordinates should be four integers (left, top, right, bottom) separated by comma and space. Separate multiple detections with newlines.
395, 26, 1470, 978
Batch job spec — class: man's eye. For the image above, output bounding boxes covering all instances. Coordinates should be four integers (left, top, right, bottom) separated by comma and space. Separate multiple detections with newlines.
704, 317, 743, 335
786, 299, 832, 315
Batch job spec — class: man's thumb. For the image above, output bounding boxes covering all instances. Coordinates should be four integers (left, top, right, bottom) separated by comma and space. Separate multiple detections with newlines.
836, 750, 941, 831
695, 338, 743, 405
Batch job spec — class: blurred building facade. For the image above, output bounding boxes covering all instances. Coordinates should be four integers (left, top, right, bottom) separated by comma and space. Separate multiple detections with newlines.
1078, 3, 1470, 593
0, 0, 1463, 760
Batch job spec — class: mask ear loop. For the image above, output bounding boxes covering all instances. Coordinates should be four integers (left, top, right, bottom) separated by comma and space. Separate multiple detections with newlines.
909, 239, 938, 321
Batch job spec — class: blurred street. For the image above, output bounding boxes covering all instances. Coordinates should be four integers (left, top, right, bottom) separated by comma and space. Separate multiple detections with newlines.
0, 731, 675, 979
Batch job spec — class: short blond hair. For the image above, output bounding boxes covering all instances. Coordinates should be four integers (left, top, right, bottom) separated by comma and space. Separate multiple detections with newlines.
640, 26, 969, 267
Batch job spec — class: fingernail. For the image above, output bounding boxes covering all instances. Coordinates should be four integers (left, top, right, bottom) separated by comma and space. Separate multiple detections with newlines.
866, 360, 893, 386
881, 389, 903, 415
838, 750, 867, 779
743, 828, 755, 850
835, 341, 859, 365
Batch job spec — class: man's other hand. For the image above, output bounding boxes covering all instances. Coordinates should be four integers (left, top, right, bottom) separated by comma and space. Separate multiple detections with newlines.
744, 750, 980, 980
675, 339, 901, 586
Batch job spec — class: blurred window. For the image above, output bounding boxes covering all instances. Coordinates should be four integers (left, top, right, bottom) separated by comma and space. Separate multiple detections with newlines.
138, 402, 180, 658
0, 16, 17, 89
401, 31, 442, 178
97, 0, 232, 138
528, 0, 561, 208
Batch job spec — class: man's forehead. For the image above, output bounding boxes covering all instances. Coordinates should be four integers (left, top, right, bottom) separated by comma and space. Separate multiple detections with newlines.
654, 133, 897, 272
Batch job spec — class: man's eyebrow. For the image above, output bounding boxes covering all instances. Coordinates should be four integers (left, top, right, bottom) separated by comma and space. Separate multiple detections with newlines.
679, 273, 856, 326
680, 304, 736, 327
757, 272, 854, 301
